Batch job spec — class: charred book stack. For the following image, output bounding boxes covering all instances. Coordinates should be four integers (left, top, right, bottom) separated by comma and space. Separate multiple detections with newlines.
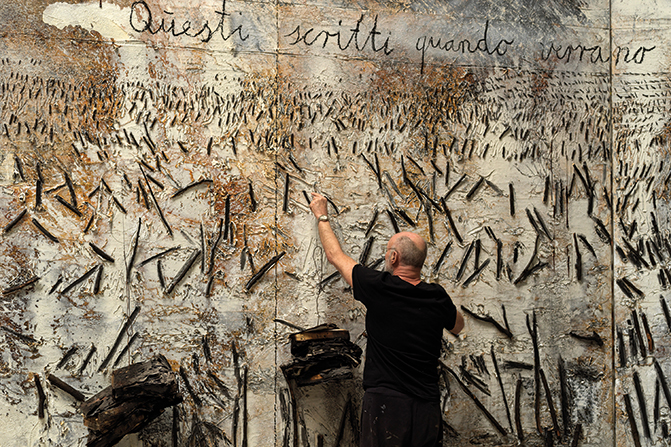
81, 354, 183, 447
282, 324, 362, 386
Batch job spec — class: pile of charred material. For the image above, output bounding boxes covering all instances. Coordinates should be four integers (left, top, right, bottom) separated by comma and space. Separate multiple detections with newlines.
81, 354, 183, 447
281, 324, 362, 386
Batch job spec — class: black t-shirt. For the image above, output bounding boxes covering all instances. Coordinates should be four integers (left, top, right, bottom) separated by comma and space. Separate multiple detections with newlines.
352, 264, 457, 402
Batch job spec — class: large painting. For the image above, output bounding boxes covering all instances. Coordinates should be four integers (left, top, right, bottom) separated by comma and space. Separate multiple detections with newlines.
0, 0, 668, 446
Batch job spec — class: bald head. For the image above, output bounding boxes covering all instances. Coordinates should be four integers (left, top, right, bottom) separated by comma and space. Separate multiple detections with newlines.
388, 232, 427, 269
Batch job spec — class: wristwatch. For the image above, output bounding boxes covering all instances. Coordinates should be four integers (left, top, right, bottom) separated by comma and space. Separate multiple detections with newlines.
318, 215, 329, 222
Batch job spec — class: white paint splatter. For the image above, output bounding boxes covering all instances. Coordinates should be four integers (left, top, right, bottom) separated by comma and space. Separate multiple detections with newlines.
43, 1, 132, 41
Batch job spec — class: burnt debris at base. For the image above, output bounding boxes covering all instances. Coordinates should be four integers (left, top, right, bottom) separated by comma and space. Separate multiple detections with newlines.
281, 324, 362, 387
81, 354, 183, 447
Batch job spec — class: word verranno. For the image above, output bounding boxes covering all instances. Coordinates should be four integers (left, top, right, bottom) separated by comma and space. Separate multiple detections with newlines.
541, 42, 656, 65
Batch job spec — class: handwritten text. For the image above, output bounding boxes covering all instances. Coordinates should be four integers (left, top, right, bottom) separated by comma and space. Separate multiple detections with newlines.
130, 0, 248, 43
416, 21, 514, 74
285, 15, 393, 55
541, 43, 656, 65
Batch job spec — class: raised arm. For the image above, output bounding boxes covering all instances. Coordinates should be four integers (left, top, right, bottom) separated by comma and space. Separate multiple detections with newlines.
309, 193, 357, 287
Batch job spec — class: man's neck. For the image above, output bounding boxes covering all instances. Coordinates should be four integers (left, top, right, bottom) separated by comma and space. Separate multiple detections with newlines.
392, 265, 421, 286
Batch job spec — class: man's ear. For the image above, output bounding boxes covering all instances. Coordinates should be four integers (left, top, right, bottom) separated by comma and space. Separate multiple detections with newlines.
390, 250, 398, 265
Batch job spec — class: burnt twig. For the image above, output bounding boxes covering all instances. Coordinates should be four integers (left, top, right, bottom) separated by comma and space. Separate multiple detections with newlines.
56, 346, 78, 370
514, 377, 524, 442
61, 265, 99, 295
540, 368, 560, 439
89, 242, 115, 262
641, 311, 655, 353
32, 218, 59, 243
461, 306, 512, 338
462, 258, 490, 288
209, 219, 223, 275
78, 344, 96, 376
2, 325, 38, 345
3, 275, 39, 295
623, 393, 642, 447
126, 218, 142, 284
633, 371, 651, 439
136, 246, 180, 267
445, 174, 467, 199
442, 363, 506, 435
456, 242, 475, 282
441, 199, 463, 244
35, 375, 46, 418
433, 241, 452, 275
558, 356, 571, 438
508, 183, 515, 217
179, 366, 202, 406
139, 165, 172, 236
244, 252, 286, 293
171, 179, 213, 199
570, 423, 582, 447
47, 373, 85, 401
364, 209, 378, 237
661, 297, 671, 333
631, 310, 647, 359
386, 209, 400, 233
527, 311, 542, 434
208, 370, 233, 401
166, 249, 202, 294
112, 332, 140, 367
491, 347, 514, 432
98, 305, 141, 372
55, 194, 81, 216
568, 330, 604, 347
4, 209, 27, 233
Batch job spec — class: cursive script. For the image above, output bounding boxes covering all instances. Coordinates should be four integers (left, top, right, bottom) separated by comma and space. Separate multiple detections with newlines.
130, 0, 248, 43
541, 42, 656, 65
285, 14, 393, 55
415, 21, 514, 75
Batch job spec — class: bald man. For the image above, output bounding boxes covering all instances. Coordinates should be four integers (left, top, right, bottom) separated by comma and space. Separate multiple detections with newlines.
310, 193, 464, 447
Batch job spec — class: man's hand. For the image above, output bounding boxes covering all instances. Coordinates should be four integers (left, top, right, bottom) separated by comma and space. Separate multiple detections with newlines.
309, 192, 328, 219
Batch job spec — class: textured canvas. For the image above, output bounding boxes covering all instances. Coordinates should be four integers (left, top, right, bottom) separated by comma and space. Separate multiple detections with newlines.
0, 0, 668, 446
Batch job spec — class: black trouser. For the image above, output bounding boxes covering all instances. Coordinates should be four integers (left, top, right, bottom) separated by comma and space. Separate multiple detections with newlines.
360, 387, 442, 447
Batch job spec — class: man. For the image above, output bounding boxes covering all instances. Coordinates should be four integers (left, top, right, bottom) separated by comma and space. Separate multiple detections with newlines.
309, 192, 464, 447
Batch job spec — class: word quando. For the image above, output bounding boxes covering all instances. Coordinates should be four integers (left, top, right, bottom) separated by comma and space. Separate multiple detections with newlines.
416, 20, 514, 74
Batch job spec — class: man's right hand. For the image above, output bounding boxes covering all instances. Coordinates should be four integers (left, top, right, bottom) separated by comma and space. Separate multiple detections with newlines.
309, 192, 328, 219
